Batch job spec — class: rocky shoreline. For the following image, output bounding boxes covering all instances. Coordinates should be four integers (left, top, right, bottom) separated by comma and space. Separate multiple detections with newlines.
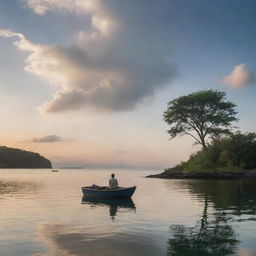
146, 170, 256, 179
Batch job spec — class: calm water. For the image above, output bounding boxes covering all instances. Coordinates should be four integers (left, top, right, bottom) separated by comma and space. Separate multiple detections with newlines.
0, 169, 256, 256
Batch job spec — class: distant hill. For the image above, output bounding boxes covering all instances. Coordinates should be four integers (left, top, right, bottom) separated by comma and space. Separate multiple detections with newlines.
60, 167, 83, 169
0, 146, 52, 168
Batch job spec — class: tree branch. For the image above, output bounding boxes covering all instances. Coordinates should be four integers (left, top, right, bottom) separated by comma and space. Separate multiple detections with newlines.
185, 132, 202, 145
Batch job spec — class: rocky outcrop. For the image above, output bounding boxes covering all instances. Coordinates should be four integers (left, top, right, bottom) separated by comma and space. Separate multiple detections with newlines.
147, 170, 256, 179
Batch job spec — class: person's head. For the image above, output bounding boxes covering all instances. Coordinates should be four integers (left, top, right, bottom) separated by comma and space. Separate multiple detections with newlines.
111, 173, 115, 178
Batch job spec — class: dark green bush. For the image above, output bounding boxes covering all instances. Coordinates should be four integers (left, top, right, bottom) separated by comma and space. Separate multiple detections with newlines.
166, 132, 256, 173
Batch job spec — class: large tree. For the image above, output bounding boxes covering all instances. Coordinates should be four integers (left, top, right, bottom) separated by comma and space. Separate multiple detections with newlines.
163, 90, 238, 149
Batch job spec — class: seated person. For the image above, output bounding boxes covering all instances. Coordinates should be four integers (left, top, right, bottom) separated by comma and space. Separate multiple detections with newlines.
109, 173, 119, 189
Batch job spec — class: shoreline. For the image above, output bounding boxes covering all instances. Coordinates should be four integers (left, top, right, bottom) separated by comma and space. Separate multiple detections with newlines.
146, 170, 256, 179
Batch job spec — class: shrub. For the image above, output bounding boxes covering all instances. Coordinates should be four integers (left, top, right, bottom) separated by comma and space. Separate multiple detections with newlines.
167, 132, 256, 173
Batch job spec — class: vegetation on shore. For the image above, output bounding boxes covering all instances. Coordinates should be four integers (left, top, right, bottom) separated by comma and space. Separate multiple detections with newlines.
0, 146, 52, 168
165, 132, 256, 175
150, 90, 256, 178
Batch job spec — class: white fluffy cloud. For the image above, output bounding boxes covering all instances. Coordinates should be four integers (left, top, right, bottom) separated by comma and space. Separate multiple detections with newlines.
25, 0, 78, 15
221, 64, 255, 89
0, 0, 176, 113
25, 0, 115, 34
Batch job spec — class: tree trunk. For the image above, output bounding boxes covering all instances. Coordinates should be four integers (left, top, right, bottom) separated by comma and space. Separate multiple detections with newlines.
202, 141, 207, 150
200, 135, 207, 150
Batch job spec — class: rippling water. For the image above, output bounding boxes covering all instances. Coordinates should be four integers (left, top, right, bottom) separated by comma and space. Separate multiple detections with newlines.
0, 169, 256, 256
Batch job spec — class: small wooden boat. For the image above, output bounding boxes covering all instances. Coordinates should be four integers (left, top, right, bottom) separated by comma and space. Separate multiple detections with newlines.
81, 186, 136, 198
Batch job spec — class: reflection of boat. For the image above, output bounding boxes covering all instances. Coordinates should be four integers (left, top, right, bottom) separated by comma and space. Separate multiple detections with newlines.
82, 197, 136, 208
81, 186, 136, 198
51, 169, 59, 172
82, 197, 136, 217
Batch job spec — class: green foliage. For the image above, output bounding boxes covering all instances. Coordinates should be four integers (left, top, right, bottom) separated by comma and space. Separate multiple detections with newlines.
166, 132, 256, 173
164, 90, 238, 149
0, 146, 52, 168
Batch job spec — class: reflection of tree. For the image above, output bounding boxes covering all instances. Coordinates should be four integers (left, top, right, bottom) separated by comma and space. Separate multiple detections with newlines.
167, 198, 239, 256
165, 179, 255, 256
176, 179, 256, 216
168, 222, 238, 255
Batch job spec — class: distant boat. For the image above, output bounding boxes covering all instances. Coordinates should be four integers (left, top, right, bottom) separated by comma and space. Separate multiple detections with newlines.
51, 169, 59, 172
81, 186, 136, 198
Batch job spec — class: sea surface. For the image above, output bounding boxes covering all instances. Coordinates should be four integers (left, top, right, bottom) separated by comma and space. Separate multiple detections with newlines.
0, 169, 256, 256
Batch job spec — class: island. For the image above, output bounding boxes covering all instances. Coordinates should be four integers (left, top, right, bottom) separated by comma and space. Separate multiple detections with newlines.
148, 90, 256, 179
148, 132, 256, 179
0, 146, 52, 168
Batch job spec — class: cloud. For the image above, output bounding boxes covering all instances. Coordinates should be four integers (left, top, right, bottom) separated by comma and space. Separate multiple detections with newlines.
221, 64, 255, 88
0, 0, 176, 113
36, 223, 164, 256
25, 0, 76, 15
31, 135, 65, 143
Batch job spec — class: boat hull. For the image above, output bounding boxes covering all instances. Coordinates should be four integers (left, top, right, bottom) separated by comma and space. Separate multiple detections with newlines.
81, 186, 136, 198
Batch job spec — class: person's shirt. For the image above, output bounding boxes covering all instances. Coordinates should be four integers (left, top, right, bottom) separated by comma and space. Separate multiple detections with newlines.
109, 178, 118, 189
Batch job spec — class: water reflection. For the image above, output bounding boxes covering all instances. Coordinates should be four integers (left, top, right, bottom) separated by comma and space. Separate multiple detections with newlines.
166, 178, 256, 256
177, 178, 256, 218
168, 201, 239, 255
82, 197, 136, 219
35, 223, 164, 256
0, 180, 40, 197
1, 170, 256, 256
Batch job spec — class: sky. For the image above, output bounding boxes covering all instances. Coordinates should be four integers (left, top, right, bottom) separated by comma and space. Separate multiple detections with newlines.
0, 0, 255, 169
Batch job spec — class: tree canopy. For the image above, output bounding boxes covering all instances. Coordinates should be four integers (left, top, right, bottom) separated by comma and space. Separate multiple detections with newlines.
163, 90, 238, 149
